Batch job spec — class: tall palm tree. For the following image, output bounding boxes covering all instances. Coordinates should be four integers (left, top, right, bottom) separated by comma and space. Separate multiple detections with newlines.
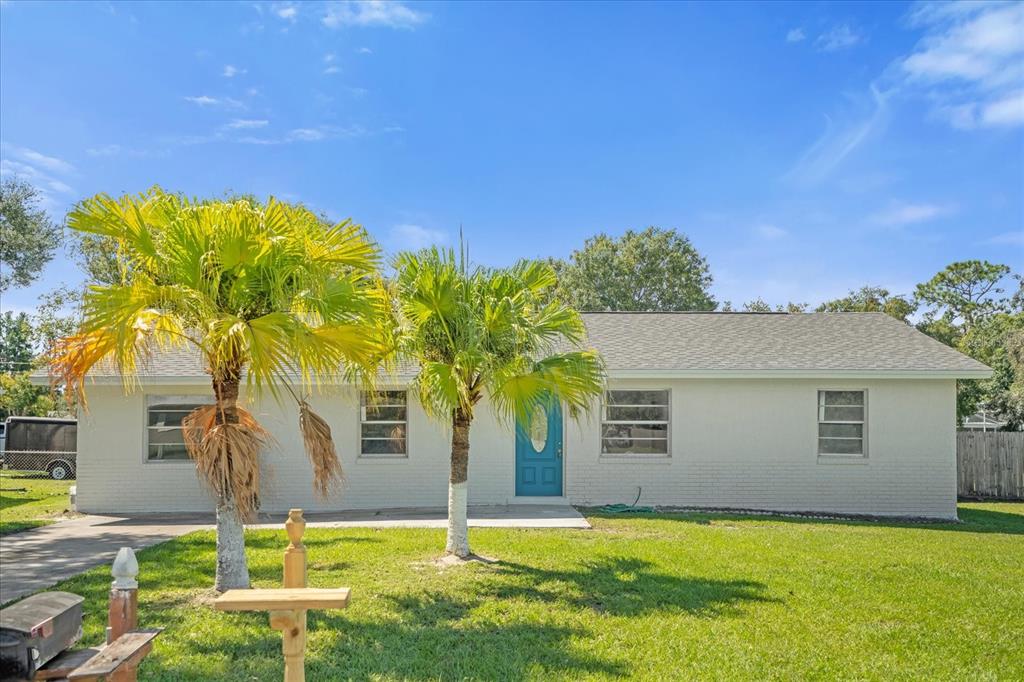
391, 246, 604, 558
51, 189, 387, 590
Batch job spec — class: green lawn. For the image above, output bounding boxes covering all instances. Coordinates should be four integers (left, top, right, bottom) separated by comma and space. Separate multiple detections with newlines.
49, 503, 1023, 680
0, 470, 75, 535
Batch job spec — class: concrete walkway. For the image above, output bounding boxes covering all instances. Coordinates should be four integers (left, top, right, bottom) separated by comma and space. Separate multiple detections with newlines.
0, 505, 588, 604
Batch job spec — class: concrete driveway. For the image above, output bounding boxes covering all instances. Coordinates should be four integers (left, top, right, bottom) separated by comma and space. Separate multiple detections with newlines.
0, 505, 588, 604
0, 514, 208, 604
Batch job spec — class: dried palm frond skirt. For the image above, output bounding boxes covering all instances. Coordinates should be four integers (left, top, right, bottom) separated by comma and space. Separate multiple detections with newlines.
183, 404, 268, 520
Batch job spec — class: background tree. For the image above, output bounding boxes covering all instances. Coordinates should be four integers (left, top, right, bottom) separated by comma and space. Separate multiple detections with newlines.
552, 227, 715, 311
52, 189, 388, 590
915, 260, 1011, 330
0, 311, 34, 374
392, 247, 604, 558
0, 373, 57, 419
0, 311, 67, 419
71, 233, 123, 286
0, 179, 62, 292
908, 261, 1019, 428
955, 312, 1024, 428
740, 298, 807, 313
33, 285, 83, 359
816, 286, 916, 323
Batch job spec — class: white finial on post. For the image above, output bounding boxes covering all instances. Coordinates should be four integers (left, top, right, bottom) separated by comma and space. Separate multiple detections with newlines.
112, 547, 139, 589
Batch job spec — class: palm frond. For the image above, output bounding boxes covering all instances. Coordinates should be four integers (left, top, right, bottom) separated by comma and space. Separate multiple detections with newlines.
489, 350, 605, 425
299, 401, 344, 498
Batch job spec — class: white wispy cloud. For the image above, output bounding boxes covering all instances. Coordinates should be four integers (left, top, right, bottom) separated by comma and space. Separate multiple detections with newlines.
0, 148, 77, 208
324, 65, 341, 75
235, 124, 367, 145
786, 28, 805, 43
901, 1, 1024, 129
86, 144, 122, 156
980, 90, 1024, 127
274, 3, 297, 21
287, 128, 327, 142
388, 224, 446, 251
784, 84, 889, 186
357, 46, 373, 54
870, 201, 956, 226
755, 223, 788, 239
183, 95, 246, 109
184, 95, 219, 106
816, 24, 862, 52
225, 118, 269, 129
323, 53, 340, 75
85, 144, 153, 158
322, 1, 426, 29
222, 65, 246, 77
6, 146, 75, 174
982, 231, 1024, 246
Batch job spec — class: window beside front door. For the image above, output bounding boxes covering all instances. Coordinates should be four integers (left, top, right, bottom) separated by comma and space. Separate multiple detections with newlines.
601, 389, 670, 456
817, 390, 866, 456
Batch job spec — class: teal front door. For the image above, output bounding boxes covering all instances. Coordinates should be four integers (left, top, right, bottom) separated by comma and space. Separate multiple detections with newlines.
515, 402, 563, 496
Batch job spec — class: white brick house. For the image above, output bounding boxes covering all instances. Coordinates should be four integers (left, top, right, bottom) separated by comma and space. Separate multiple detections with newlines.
63, 312, 989, 520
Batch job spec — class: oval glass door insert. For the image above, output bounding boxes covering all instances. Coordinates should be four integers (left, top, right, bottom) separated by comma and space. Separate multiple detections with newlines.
529, 405, 548, 452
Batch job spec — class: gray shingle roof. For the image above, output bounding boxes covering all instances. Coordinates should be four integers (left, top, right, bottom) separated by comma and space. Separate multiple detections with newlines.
580, 312, 989, 374
50, 312, 989, 380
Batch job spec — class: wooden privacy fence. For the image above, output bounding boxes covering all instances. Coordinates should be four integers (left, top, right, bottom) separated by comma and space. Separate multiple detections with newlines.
957, 431, 1024, 500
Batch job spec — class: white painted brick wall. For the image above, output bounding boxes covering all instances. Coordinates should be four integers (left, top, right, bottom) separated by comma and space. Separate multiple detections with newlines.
74, 378, 958, 519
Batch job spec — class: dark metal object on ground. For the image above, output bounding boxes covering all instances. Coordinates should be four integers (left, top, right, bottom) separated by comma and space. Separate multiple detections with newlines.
0, 592, 84, 680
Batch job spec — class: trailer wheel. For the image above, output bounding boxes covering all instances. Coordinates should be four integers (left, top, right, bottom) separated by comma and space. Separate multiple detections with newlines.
47, 460, 74, 480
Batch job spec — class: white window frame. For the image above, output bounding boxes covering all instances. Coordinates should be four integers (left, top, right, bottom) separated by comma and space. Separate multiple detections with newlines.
144, 395, 211, 464
816, 389, 868, 459
600, 388, 671, 459
359, 390, 408, 459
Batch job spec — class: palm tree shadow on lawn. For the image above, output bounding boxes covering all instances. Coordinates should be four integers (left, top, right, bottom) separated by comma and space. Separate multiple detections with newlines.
585, 506, 1024, 536
297, 556, 775, 680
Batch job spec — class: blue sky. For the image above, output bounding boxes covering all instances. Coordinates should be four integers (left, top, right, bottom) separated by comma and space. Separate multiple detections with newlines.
1, 0, 1022, 314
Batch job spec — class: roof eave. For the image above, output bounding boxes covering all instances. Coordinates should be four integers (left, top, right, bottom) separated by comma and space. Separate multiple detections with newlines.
52, 367, 993, 387
606, 368, 993, 380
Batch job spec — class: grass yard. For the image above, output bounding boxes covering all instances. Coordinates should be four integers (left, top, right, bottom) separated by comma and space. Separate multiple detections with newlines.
50, 502, 1023, 680
0, 470, 75, 535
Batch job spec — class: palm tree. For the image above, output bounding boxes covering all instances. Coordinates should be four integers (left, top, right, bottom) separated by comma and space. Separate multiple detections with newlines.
51, 189, 387, 590
391, 246, 604, 558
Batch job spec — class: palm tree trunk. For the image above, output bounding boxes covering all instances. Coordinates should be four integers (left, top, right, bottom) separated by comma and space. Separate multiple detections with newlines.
445, 406, 471, 558
215, 496, 250, 591
212, 374, 251, 591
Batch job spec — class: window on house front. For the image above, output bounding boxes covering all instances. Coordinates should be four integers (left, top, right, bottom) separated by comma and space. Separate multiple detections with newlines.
360, 390, 407, 456
147, 400, 207, 461
817, 390, 866, 456
601, 389, 670, 455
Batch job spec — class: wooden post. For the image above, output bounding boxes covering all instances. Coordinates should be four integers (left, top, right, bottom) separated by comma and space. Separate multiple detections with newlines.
107, 547, 139, 682
283, 509, 307, 589
279, 510, 307, 682
214, 508, 349, 682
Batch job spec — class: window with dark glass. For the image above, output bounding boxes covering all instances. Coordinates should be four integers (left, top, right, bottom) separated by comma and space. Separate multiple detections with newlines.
601, 389, 670, 455
818, 390, 866, 456
147, 402, 205, 461
360, 390, 407, 456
